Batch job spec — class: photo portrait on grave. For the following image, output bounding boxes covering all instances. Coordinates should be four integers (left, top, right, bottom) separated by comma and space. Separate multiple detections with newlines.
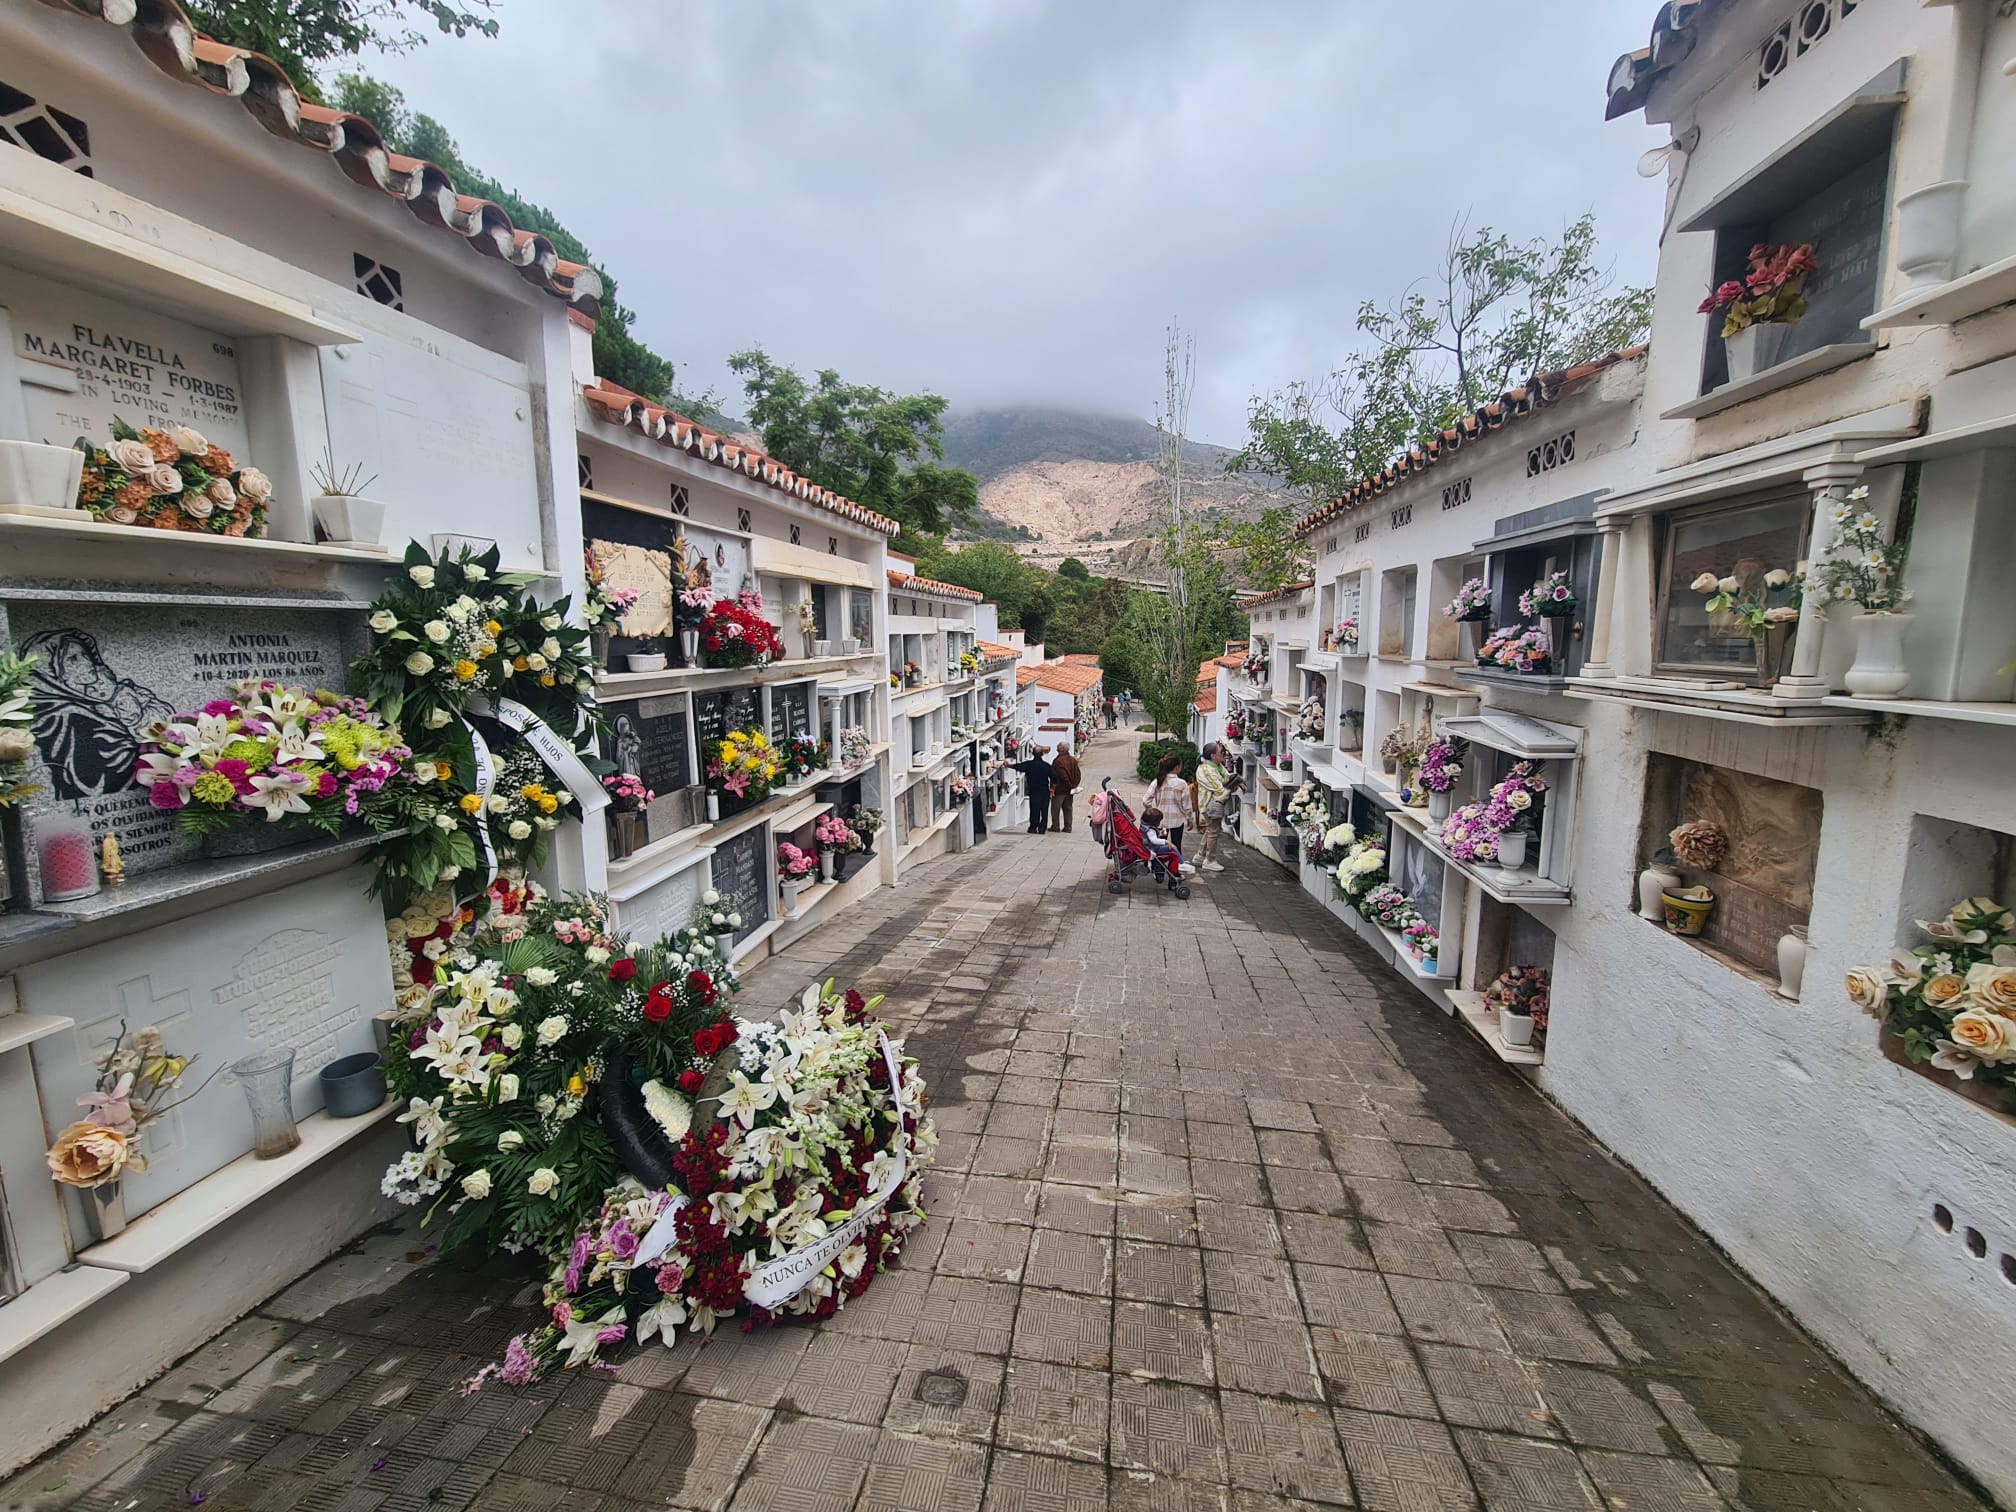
614, 712, 645, 781
21, 627, 171, 800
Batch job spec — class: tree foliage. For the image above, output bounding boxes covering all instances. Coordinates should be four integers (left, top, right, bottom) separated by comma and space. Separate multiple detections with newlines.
728, 349, 979, 543
1230, 213, 1650, 509
185, 0, 497, 96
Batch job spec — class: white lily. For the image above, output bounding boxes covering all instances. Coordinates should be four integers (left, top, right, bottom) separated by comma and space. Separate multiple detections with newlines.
559, 1304, 629, 1366
635, 1297, 690, 1346
715, 1069, 779, 1128
245, 770, 313, 820
272, 721, 324, 763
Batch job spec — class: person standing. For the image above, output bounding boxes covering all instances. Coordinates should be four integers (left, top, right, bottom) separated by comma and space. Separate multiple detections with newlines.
1193, 741, 1243, 872
1143, 751, 1197, 860
1049, 745, 1083, 833
1011, 745, 1056, 834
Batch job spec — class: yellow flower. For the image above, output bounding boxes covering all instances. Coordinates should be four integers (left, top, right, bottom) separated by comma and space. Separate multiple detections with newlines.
486, 620, 502, 636
513, 656, 529, 672
435, 762, 452, 783
454, 659, 478, 681
566, 1073, 586, 1097
475, 641, 496, 659
538, 795, 559, 813
521, 784, 545, 800
540, 673, 556, 687
459, 793, 484, 815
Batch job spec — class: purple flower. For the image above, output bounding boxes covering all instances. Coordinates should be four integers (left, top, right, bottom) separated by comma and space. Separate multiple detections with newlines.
498, 1334, 538, 1386
201, 699, 236, 716
1553, 586, 1569, 601
150, 781, 185, 811
596, 1324, 628, 1345
610, 1227, 639, 1261
371, 1457, 388, 1472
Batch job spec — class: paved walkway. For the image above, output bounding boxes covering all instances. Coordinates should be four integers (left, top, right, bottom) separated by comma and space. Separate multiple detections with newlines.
4, 730, 1990, 1512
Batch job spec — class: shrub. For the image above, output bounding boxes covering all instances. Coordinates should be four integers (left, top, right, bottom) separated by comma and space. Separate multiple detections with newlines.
1136, 740, 1201, 783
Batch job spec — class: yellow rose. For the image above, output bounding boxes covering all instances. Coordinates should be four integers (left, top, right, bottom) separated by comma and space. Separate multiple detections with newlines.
1844, 966, 1889, 1017
540, 673, 556, 687
1923, 973, 1968, 1013
1947, 1011, 2016, 1064
486, 620, 503, 636
513, 656, 529, 672
454, 660, 478, 682
1964, 962, 2016, 1017
47, 1122, 132, 1188
538, 795, 558, 813
458, 793, 484, 815
567, 1073, 587, 1097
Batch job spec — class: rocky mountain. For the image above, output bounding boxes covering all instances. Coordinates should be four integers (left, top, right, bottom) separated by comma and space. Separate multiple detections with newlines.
940, 407, 1282, 570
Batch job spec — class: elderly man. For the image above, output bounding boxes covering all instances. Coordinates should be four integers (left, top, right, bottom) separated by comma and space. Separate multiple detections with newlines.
1049, 744, 1082, 833
1010, 744, 1056, 834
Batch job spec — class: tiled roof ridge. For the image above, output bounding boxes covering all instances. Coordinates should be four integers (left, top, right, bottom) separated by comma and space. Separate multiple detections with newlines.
1239, 579, 1315, 609
1605, 1, 1722, 120
584, 381, 899, 537
886, 569, 983, 602
1033, 663, 1102, 695
977, 640, 1020, 660
1292, 347, 1647, 540
37, 0, 602, 313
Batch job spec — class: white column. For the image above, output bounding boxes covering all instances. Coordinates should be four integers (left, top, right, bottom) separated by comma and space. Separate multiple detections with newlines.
1579, 522, 1626, 679
1773, 461, 1861, 700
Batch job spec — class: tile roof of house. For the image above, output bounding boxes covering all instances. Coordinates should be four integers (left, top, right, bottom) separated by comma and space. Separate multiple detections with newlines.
1016, 667, 1041, 688
1293, 348, 1648, 540
40, 0, 603, 313
1240, 580, 1315, 609
978, 640, 1021, 661
582, 382, 899, 536
1605, 1, 1721, 120
1057, 653, 1101, 666
886, 570, 984, 602
1034, 663, 1103, 696
1193, 685, 1219, 714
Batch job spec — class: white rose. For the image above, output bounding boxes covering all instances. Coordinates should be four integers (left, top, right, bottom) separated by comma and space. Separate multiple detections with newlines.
486, 795, 510, 814
405, 651, 435, 677
237, 467, 272, 503
575, 679, 594, 696
540, 638, 563, 660
508, 820, 533, 840
527, 1168, 558, 1196
168, 425, 208, 456
149, 464, 184, 497
1716, 576, 1739, 595
526, 654, 548, 672
413, 761, 440, 784
424, 620, 452, 644
500, 1024, 524, 1049
1764, 569, 1791, 588
180, 490, 215, 520
369, 609, 398, 634
464, 564, 488, 582
498, 1130, 524, 1150
410, 565, 437, 588
540, 614, 561, 632
207, 477, 237, 507
1947, 1011, 2016, 1064
446, 602, 471, 624
536, 1015, 569, 1046
109, 438, 156, 475
535, 816, 558, 831
461, 1169, 493, 1200
497, 1074, 521, 1102
1507, 789, 1532, 811
433, 813, 456, 831
728, 913, 743, 928
526, 967, 558, 987
1845, 966, 1890, 1017
427, 708, 453, 729
703, 890, 721, 906
585, 945, 611, 965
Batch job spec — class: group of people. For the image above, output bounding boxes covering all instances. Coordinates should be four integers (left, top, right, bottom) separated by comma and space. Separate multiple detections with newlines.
1137, 742, 1241, 874
1009, 743, 1083, 834
1101, 691, 1135, 729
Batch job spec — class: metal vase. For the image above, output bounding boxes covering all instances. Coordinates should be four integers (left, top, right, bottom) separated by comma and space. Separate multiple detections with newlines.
84, 1181, 127, 1241
1755, 623, 1793, 686
679, 628, 701, 666
1544, 617, 1572, 667
609, 809, 645, 861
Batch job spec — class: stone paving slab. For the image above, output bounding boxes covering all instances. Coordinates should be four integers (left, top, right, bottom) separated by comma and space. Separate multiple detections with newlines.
1, 729, 1997, 1512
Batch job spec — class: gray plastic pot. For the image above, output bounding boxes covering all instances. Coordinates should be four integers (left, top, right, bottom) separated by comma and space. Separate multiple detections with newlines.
320, 1051, 387, 1118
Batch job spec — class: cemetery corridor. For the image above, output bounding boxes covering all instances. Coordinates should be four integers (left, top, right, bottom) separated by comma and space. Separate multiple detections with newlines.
2, 729, 1989, 1512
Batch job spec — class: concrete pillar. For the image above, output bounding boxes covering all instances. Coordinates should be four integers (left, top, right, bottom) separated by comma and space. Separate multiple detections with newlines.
1580, 523, 1626, 679
1774, 461, 1863, 699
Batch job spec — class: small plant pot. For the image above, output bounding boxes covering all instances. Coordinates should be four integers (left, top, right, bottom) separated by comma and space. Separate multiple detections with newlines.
1428, 788, 1452, 822
311, 493, 387, 546
319, 1051, 387, 1118
1497, 830, 1531, 871
626, 653, 668, 673
1722, 322, 1790, 385
1499, 1009, 1536, 1048
1661, 885, 1716, 937
0, 440, 85, 516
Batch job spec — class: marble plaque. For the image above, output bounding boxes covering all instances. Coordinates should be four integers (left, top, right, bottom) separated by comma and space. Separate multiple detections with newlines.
681, 522, 751, 599
22, 869, 392, 1219
592, 539, 673, 637
11, 603, 348, 877
2, 266, 251, 455
613, 860, 707, 945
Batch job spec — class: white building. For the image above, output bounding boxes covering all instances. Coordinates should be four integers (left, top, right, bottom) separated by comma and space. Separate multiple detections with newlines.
885, 556, 986, 866
1029, 657, 1103, 757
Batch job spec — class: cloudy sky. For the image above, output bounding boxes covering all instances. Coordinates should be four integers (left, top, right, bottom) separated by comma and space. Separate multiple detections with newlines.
372, 1, 1668, 447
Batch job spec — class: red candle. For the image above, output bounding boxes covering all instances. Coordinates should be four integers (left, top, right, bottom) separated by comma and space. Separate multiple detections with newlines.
38, 826, 98, 900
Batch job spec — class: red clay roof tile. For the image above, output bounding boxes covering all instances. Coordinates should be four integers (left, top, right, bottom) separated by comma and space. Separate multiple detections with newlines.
885, 569, 984, 601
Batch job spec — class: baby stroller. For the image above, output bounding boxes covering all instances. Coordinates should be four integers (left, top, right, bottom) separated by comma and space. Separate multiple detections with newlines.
1094, 780, 1190, 900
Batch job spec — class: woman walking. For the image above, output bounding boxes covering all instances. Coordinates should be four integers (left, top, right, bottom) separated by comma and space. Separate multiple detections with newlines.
1193, 741, 1243, 873
1143, 752, 1197, 864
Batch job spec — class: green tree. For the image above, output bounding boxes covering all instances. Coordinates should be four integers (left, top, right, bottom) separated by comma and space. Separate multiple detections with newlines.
1230, 213, 1650, 509
186, 1, 497, 101
1056, 557, 1091, 584
728, 349, 978, 542
1219, 505, 1309, 592
911, 541, 1053, 640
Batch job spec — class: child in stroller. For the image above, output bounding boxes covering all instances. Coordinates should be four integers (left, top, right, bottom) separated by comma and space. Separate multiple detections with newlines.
1097, 780, 1190, 901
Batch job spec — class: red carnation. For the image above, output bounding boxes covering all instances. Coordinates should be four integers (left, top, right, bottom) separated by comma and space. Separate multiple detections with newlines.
609, 956, 637, 982
843, 988, 866, 1017
643, 983, 676, 1023
678, 1069, 705, 1093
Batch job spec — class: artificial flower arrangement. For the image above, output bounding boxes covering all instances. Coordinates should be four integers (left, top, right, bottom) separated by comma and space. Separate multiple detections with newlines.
1002, 735, 1021, 757
581, 548, 642, 634
137, 681, 410, 836
1295, 698, 1326, 740
778, 734, 830, 784
1476, 623, 1551, 673
1698, 242, 1816, 335
700, 887, 745, 941
848, 805, 885, 852
1327, 618, 1360, 653
1333, 837, 1387, 902
1483, 965, 1551, 1043
1378, 721, 1427, 774
1417, 737, 1466, 795
1360, 882, 1420, 933
46, 1022, 194, 1190
1807, 485, 1909, 614
0, 650, 41, 808
698, 590, 785, 669
73, 417, 273, 536
902, 660, 924, 686
948, 774, 974, 804
1436, 804, 1500, 865
1518, 571, 1578, 620
481, 749, 577, 871
602, 772, 653, 813
706, 727, 783, 805
1286, 780, 1328, 843
958, 649, 981, 674
838, 726, 873, 769
1691, 564, 1802, 641
386, 875, 539, 1012
1845, 897, 2016, 1095
1444, 580, 1492, 622
794, 598, 819, 649
1438, 762, 1546, 861
1401, 919, 1439, 964
889, 671, 900, 689
813, 812, 858, 854
1667, 819, 1727, 871
777, 840, 817, 882
1224, 720, 1245, 744
1243, 651, 1269, 682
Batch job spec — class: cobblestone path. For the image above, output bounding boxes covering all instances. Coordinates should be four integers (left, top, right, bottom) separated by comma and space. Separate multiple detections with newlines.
4, 730, 1991, 1512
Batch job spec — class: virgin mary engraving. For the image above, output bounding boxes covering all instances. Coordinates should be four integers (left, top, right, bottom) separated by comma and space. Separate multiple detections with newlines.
21, 628, 174, 800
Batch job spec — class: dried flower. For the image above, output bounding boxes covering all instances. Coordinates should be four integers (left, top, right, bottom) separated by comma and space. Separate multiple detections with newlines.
1667, 820, 1727, 870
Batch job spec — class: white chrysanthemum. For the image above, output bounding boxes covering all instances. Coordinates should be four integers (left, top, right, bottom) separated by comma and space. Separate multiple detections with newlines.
641, 1079, 694, 1142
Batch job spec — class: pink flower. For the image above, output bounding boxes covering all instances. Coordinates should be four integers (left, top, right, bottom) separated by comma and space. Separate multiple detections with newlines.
150, 781, 185, 810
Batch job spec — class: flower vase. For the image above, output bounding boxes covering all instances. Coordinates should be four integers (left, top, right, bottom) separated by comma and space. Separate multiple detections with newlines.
590, 628, 612, 670
83, 1181, 127, 1242
1843, 613, 1913, 698
1638, 864, 1681, 923
1460, 620, 1488, 662
679, 628, 701, 666
820, 849, 836, 882
1499, 1010, 1536, 1048
781, 878, 801, 917
1544, 617, 1573, 668
1428, 788, 1452, 822
1497, 830, 1530, 872
0, 439, 85, 516
231, 1048, 301, 1159
1776, 925, 1810, 1002
609, 810, 645, 862
711, 931, 736, 959
1756, 622, 1795, 686
1723, 322, 1789, 385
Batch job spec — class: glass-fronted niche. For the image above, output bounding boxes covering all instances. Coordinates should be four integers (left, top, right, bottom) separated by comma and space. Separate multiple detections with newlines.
1653, 494, 1807, 682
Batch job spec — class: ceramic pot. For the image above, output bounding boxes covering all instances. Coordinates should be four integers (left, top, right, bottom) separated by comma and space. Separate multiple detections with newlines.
626, 652, 667, 673
1892, 180, 1966, 289
1498, 830, 1531, 871
1776, 925, 1810, 1002
679, 628, 701, 665
311, 493, 386, 546
711, 931, 735, 960
815, 640, 833, 657
1545, 617, 1573, 666
1638, 864, 1681, 923
232, 1048, 301, 1159
819, 849, 836, 882
1843, 613, 1913, 698
609, 810, 645, 861
1499, 1010, 1536, 1048
1723, 322, 1790, 384
781, 878, 801, 917
83, 1181, 127, 1241
1428, 788, 1452, 822
0, 440, 85, 515
1460, 619, 1489, 661
319, 1052, 387, 1118
1661, 885, 1716, 937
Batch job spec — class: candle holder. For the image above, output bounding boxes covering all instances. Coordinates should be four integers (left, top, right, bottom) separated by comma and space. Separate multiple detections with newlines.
230, 1048, 302, 1158
33, 809, 100, 903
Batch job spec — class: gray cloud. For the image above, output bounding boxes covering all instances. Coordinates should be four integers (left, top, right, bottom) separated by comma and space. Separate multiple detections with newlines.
373, 1, 1667, 445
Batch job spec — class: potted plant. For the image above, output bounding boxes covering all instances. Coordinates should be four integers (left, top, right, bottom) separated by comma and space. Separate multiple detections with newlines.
849, 804, 885, 858
1483, 966, 1550, 1050
1690, 565, 1802, 685
1659, 820, 1726, 935
602, 772, 653, 861
1443, 580, 1492, 660
309, 451, 385, 546
0, 435, 84, 517
1809, 484, 1913, 697
1519, 572, 1579, 665
1418, 737, 1465, 822
1328, 618, 1360, 654
1699, 242, 1816, 384
777, 841, 815, 914
45, 1022, 196, 1240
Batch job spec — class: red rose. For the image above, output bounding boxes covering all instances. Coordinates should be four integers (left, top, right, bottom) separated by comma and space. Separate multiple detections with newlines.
843, 988, 866, 1017
692, 1025, 719, 1056
678, 1069, 705, 1093
643, 984, 675, 1023
411, 956, 436, 985
687, 969, 713, 994
433, 921, 455, 941
713, 1017, 738, 1048
609, 956, 637, 982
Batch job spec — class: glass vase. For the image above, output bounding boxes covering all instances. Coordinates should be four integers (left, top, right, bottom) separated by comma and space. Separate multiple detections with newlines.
231, 1048, 302, 1158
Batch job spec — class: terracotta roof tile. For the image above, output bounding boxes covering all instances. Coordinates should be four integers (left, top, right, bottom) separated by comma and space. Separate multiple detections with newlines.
885, 569, 983, 601
1057, 653, 1101, 666
1033, 663, 1103, 696
1193, 685, 1218, 714
41, 0, 602, 313
583, 381, 897, 536
1239, 580, 1314, 609
1293, 348, 1648, 540
1015, 667, 1041, 688
978, 640, 1020, 660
